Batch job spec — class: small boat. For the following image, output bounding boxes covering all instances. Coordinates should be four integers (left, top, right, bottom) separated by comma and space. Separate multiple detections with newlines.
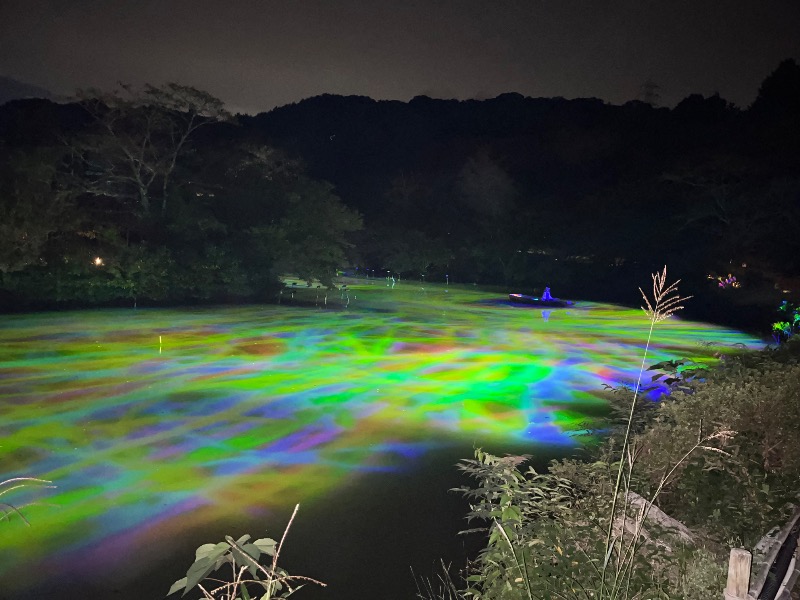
508, 293, 574, 308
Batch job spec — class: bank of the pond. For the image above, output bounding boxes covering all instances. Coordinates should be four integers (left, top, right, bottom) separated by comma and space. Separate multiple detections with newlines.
456, 338, 800, 600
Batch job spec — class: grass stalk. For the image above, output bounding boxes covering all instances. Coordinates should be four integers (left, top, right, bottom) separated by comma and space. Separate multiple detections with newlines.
600, 266, 691, 598
0, 476, 55, 525
495, 519, 537, 600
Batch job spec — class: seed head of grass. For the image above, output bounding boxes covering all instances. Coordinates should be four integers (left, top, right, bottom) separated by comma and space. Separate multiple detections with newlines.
640, 266, 692, 323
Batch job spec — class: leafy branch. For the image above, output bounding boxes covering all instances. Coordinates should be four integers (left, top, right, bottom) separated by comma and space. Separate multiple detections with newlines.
168, 504, 324, 600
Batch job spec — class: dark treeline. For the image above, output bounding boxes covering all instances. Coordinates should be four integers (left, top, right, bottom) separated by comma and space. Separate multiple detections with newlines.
0, 84, 362, 309
1, 60, 799, 323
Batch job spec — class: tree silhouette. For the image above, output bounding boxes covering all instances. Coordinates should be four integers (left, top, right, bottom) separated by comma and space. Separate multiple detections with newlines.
70, 83, 232, 215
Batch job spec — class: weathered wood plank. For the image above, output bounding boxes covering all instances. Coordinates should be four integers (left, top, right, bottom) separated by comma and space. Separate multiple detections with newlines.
724, 547, 752, 600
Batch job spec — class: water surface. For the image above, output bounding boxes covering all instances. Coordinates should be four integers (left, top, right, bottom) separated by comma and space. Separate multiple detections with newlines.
0, 284, 760, 599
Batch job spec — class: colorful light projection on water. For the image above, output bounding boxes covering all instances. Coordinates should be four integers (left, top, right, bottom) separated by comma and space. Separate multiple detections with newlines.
0, 284, 760, 589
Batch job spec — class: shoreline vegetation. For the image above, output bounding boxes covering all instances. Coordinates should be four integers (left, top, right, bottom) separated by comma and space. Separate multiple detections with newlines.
426, 271, 800, 600
3, 61, 800, 337
1, 266, 790, 345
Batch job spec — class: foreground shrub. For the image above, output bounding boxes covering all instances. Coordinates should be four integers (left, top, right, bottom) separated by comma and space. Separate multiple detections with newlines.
168, 505, 324, 600
628, 345, 800, 547
456, 449, 730, 600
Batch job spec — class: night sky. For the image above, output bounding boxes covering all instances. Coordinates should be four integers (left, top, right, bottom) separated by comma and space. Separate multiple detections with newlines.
1, 0, 799, 114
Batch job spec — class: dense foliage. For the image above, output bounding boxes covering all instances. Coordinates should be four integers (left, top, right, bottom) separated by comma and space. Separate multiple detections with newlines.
245, 60, 800, 299
0, 85, 362, 309
455, 339, 800, 599
167, 506, 324, 600
1, 59, 799, 313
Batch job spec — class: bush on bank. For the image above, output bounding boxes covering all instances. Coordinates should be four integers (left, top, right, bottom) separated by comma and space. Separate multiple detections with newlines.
456, 339, 800, 600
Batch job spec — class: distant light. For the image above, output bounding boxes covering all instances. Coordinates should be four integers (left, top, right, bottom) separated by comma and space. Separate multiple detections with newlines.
94, 257, 104, 266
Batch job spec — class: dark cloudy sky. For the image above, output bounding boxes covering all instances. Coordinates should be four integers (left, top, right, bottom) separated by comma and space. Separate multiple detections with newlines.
1, 0, 798, 114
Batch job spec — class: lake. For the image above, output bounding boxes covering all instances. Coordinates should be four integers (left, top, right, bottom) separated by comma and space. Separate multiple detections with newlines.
0, 282, 761, 599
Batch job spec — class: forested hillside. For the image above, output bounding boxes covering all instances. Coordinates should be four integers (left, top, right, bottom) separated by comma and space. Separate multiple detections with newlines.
1, 60, 798, 327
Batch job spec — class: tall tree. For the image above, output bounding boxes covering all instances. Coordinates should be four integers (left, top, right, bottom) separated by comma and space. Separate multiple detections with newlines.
0, 146, 72, 275
253, 179, 362, 286
457, 150, 516, 218
751, 58, 800, 117
70, 83, 232, 215
375, 228, 451, 278
456, 151, 527, 284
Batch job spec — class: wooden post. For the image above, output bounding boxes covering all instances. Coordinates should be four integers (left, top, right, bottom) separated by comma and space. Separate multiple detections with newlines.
724, 548, 752, 600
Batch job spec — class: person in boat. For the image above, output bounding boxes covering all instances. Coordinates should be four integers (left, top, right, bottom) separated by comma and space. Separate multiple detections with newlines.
541, 286, 553, 301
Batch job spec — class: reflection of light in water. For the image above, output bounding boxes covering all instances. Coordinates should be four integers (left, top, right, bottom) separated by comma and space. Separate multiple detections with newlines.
0, 285, 760, 591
